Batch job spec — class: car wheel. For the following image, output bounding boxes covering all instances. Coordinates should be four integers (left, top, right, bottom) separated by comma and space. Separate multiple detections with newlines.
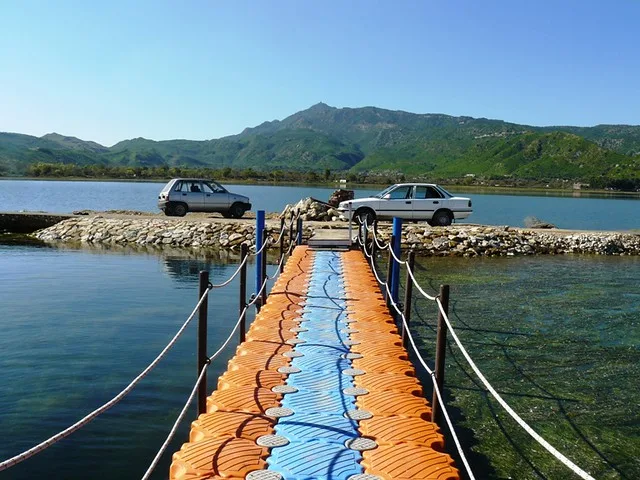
172, 203, 188, 217
163, 209, 173, 217
221, 212, 232, 218
432, 210, 452, 226
229, 202, 246, 219
355, 208, 376, 226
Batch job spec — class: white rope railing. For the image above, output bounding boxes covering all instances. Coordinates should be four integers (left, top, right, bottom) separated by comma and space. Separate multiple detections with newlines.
142, 295, 254, 479
363, 245, 475, 479
435, 299, 595, 480
360, 227, 596, 479
210, 254, 249, 288
0, 285, 213, 473
1, 218, 294, 475
142, 246, 287, 478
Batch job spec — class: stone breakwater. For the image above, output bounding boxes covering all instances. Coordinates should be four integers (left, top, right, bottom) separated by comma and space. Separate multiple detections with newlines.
32, 216, 640, 256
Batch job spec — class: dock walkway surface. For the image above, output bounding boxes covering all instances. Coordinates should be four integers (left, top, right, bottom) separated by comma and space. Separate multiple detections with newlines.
169, 246, 460, 480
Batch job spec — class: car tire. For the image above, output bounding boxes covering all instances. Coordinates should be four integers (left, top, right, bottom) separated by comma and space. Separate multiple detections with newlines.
172, 203, 188, 217
432, 210, 452, 226
355, 208, 376, 226
229, 202, 246, 219
221, 212, 232, 218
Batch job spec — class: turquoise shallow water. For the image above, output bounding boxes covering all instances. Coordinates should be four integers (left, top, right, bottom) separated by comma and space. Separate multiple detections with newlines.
407, 255, 640, 479
0, 243, 638, 479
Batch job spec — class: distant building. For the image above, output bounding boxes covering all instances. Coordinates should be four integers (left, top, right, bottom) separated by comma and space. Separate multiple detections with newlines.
573, 183, 590, 190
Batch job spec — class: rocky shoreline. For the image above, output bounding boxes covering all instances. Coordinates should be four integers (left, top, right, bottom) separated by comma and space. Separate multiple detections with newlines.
32, 214, 640, 256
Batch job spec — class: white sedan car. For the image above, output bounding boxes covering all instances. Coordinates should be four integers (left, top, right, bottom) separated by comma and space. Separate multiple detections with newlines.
338, 183, 472, 226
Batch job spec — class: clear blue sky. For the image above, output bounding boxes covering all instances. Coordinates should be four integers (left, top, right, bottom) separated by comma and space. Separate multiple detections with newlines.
1, 0, 639, 146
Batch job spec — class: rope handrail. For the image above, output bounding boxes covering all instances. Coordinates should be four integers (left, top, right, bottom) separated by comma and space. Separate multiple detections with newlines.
367, 229, 595, 479
0, 285, 213, 473
251, 233, 270, 256
142, 296, 254, 479
367, 220, 390, 250
435, 298, 595, 480
142, 238, 291, 479
366, 247, 475, 479
210, 254, 249, 288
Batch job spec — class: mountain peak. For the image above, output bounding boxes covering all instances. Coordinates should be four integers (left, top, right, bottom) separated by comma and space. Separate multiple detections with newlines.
307, 102, 334, 112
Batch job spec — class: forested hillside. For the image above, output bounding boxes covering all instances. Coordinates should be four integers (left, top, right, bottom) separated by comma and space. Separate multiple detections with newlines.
2, 103, 639, 189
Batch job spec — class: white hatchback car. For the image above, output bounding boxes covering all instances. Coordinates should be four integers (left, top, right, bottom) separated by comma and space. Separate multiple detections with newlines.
338, 183, 472, 226
157, 178, 251, 218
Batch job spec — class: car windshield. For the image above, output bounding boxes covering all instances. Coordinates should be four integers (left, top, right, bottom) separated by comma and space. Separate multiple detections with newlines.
373, 185, 396, 198
205, 181, 226, 193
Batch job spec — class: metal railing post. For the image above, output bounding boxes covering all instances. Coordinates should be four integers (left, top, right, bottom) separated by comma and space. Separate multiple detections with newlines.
385, 234, 395, 309
402, 250, 415, 349
391, 217, 403, 304
432, 284, 450, 425
279, 217, 285, 273
261, 228, 268, 307
197, 271, 209, 416
255, 210, 265, 312
239, 243, 248, 343
348, 202, 353, 246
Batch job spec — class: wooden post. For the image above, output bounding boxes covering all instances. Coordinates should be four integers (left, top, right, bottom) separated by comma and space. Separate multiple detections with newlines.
279, 217, 285, 273
363, 219, 369, 254
402, 250, 415, 349
296, 217, 303, 245
239, 243, 248, 343
261, 228, 268, 306
288, 211, 295, 251
197, 271, 209, 416
370, 232, 377, 273
432, 284, 450, 425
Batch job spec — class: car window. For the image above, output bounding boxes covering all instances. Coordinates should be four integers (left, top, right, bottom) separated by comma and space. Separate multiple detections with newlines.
173, 181, 184, 192
386, 186, 412, 199
206, 181, 226, 193
202, 183, 215, 194
415, 186, 443, 199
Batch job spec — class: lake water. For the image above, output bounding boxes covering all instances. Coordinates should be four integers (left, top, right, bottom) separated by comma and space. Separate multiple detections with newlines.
1, 179, 639, 230
1, 179, 639, 479
0, 242, 638, 479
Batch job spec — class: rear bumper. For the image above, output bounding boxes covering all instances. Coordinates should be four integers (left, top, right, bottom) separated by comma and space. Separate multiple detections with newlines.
453, 209, 473, 220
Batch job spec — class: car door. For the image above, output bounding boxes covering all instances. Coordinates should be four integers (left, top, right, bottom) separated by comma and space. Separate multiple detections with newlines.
412, 185, 444, 220
175, 180, 205, 211
203, 181, 230, 212
380, 185, 414, 219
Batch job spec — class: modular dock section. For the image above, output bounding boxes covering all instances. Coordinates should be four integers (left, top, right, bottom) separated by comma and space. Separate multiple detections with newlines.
170, 246, 460, 480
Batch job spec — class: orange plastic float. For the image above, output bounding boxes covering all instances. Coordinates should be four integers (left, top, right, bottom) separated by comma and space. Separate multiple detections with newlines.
170, 246, 461, 480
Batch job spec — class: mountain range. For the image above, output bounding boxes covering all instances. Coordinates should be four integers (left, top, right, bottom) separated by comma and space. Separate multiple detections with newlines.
1, 103, 639, 185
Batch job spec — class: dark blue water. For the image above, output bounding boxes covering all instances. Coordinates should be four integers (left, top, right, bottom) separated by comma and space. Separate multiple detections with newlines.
0, 244, 267, 479
1, 179, 638, 230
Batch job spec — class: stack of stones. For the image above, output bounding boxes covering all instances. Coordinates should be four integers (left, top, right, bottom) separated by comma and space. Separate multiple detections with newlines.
280, 197, 343, 222
33, 216, 640, 256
